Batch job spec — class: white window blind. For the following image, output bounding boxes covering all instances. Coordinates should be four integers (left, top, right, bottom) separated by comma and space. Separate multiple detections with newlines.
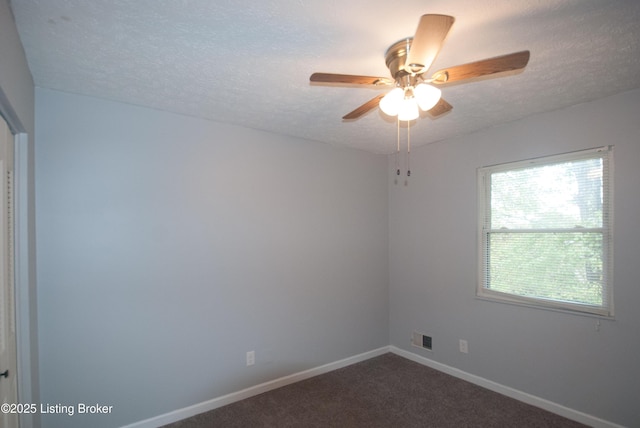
477, 147, 613, 317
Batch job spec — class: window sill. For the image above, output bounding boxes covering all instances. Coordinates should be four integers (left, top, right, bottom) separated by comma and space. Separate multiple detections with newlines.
476, 289, 614, 319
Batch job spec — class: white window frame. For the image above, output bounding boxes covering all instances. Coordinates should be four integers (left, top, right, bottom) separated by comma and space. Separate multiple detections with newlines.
477, 146, 614, 317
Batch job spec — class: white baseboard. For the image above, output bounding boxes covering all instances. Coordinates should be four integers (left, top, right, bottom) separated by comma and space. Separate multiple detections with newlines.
121, 346, 391, 428
123, 345, 622, 428
389, 346, 624, 428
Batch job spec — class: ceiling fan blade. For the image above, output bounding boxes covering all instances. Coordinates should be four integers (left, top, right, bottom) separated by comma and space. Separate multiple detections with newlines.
430, 50, 530, 84
310, 73, 393, 86
405, 14, 455, 74
342, 94, 386, 120
427, 98, 452, 117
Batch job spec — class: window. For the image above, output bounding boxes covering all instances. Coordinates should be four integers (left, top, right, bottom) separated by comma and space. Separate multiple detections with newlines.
477, 147, 613, 317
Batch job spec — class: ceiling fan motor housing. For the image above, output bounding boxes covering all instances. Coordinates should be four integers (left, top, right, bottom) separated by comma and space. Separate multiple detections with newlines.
385, 38, 414, 80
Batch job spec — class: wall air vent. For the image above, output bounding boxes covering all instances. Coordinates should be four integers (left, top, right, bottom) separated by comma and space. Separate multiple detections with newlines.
411, 331, 432, 351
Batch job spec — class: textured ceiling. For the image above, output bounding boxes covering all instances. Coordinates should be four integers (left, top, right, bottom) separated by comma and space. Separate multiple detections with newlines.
9, 0, 640, 154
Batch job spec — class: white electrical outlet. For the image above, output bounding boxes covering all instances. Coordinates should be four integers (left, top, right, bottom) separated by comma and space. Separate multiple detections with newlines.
246, 350, 255, 366
459, 339, 468, 354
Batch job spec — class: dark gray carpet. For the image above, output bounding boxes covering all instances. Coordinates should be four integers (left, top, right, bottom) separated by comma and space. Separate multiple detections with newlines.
162, 353, 587, 427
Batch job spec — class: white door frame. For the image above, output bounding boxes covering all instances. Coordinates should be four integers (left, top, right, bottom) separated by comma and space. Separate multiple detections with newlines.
0, 96, 38, 428
0, 112, 18, 428
14, 131, 37, 428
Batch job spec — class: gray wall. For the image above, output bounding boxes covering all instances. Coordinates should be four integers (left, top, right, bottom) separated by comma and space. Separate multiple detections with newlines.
389, 88, 640, 427
0, 2, 39, 427
31, 73, 640, 428
35, 88, 389, 428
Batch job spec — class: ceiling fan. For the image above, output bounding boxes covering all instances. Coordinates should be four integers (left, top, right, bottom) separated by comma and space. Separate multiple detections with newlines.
310, 14, 530, 121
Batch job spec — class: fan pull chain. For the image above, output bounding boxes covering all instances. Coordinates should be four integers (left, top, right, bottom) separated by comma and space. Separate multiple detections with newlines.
396, 117, 401, 176
407, 120, 411, 177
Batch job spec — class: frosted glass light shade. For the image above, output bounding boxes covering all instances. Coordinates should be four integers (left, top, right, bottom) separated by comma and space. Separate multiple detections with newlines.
398, 98, 419, 121
414, 83, 442, 111
379, 88, 404, 116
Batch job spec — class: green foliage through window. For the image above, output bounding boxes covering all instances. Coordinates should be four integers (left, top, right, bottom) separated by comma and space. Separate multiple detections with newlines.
478, 147, 613, 316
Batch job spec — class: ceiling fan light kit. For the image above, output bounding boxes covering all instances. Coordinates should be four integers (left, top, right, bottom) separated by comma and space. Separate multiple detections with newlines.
379, 88, 404, 116
413, 83, 441, 111
397, 96, 420, 121
379, 82, 442, 120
